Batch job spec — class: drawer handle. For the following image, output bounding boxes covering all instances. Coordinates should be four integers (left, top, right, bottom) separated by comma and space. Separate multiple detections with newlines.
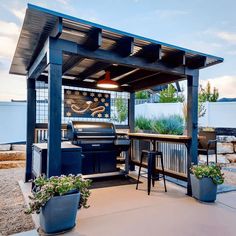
92, 144, 100, 147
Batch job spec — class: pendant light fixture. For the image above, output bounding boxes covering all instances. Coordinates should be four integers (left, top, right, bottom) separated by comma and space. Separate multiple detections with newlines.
97, 71, 119, 89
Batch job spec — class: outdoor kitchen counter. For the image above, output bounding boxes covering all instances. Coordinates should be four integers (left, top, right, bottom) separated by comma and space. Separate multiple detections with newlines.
128, 133, 191, 144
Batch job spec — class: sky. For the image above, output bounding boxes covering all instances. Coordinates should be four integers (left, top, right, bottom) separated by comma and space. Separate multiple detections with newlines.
0, 0, 236, 101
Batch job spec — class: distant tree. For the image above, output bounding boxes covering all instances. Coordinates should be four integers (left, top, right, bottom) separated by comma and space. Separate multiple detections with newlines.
159, 84, 184, 103
199, 81, 219, 102
135, 91, 150, 99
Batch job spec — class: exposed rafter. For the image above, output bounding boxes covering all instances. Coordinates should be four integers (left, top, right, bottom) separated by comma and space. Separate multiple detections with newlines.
62, 55, 83, 74
116, 69, 160, 85
38, 74, 125, 92
112, 36, 134, 57
186, 55, 207, 69
62, 28, 102, 75
161, 50, 185, 68
134, 44, 161, 62
75, 61, 110, 80
128, 73, 185, 92
74, 36, 134, 80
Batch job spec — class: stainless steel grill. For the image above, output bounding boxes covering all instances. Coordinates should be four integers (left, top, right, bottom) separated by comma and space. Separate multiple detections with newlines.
67, 121, 130, 176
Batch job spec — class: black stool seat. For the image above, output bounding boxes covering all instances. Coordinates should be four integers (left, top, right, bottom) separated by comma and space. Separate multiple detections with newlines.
136, 150, 167, 195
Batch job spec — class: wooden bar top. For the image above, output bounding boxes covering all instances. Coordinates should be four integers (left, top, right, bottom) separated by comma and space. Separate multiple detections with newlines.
128, 132, 191, 143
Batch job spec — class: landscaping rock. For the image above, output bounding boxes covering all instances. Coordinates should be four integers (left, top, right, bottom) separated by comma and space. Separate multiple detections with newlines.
0, 151, 25, 161
0, 160, 25, 169
199, 154, 229, 164
217, 142, 234, 154
11, 144, 26, 152
225, 154, 236, 163
0, 144, 11, 151
217, 135, 236, 143
232, 141, 236, 153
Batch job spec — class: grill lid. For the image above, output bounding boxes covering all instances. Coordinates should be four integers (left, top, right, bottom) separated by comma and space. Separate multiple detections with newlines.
67, 121, 116, 139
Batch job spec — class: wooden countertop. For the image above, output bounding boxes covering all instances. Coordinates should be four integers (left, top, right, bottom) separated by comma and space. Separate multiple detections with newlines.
128, 132, 191, 143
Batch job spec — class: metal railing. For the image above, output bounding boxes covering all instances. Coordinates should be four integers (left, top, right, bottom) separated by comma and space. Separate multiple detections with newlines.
34, 128, 67, 143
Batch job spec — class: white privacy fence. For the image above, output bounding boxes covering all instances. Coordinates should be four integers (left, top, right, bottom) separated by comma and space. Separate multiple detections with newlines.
0, 102, 27, 144
1, 101, 236, 144
136, 102, 236, 128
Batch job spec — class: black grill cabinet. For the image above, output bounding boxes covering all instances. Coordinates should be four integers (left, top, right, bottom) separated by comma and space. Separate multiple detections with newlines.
32, 142, 83, 178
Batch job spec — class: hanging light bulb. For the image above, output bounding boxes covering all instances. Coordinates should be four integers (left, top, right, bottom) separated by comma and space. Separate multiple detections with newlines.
97, 71, 119, 89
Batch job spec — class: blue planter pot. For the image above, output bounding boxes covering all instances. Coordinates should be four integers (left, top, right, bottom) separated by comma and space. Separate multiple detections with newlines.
190, 174, 217, 202
39, 192, 80, 234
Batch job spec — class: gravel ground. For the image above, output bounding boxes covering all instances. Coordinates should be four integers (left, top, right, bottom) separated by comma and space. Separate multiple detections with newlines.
0, 168, 35, 236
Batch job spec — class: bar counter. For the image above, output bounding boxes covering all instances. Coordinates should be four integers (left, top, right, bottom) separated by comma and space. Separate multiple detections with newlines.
127, 133, 192, 186
128, 133, 191, 144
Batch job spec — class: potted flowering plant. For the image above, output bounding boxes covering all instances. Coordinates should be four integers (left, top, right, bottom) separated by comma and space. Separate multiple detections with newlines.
190, 164, 224, 202
25, 174, 92, 234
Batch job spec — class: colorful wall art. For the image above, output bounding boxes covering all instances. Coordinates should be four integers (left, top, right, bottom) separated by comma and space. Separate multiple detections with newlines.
64, 89, 111, 118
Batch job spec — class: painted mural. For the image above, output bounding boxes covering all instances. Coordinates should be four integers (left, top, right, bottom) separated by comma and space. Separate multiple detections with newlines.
64, 89, 110, 118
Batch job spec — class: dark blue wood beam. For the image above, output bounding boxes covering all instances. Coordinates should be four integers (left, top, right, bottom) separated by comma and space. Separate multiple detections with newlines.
52, 38, 196, 77
28, 40, 48, 79
50, 17, 63, 38
25, 77, 36, 182
186, 71, 199, 195
128, 92, 135, 171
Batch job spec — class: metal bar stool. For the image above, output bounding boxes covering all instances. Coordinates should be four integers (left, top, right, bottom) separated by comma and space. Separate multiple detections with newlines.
136, 150, 167, 195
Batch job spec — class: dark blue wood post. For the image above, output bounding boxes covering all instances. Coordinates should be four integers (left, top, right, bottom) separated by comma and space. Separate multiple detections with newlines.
129, 92, 135, 171
47, 44, 62, 177
25, 77, 36, 182
187, 71, 199, 195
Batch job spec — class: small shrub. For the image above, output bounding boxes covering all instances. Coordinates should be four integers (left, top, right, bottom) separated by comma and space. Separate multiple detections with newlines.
135, 116, 152, 131
25, 174, 92, 214
151, 115, 184, 135
114, 97, 128, 123
190, 165, 224, 185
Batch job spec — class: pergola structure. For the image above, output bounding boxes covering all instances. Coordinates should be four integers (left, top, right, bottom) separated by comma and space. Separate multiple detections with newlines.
10, 4, 223, 194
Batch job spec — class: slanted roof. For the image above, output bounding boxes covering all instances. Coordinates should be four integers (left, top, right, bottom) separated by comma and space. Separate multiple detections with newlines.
10, 4, 223, 92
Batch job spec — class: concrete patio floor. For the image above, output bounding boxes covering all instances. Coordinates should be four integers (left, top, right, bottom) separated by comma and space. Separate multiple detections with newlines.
19, 173, 236, 236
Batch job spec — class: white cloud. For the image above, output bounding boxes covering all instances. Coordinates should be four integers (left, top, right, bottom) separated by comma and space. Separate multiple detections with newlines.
154, 9, 188, 19
57, 0, 70, 5
0, 21, 20, 36
11, 8, 25, 21
216, 31, 236, 44
0, 35, 18, 59
200, 76, 236, 98
0, 69, 26, 101
0, 21, 20, 60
